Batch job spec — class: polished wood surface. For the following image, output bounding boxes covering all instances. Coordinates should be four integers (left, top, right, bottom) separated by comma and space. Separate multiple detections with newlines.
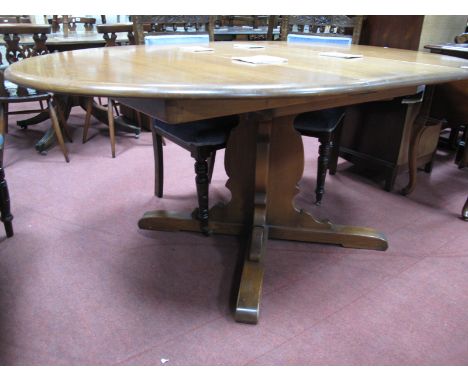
0, 23, 50, 34
6, 42, 468, 324
6, 42, 468, 102
424, 43, 468, 60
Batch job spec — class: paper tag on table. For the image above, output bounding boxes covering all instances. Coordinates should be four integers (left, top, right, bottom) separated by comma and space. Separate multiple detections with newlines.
233, 44, 266, 50
179, 46, 214, 53
318, 51, 363, 59
232, 55, 288, 64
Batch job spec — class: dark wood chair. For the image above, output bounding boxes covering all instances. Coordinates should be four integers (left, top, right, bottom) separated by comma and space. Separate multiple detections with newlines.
455, 124, 468, 169
431, 79, 468, 155
131, 15, 239, 234
48, 16, 96, 32
279, 15, 364, 44
140, 15, 215, 41
0, 131, 13, 237
280, 15, 364, 204
84, 22, 154, 157
0, 24, 69, 161
216, 15, 280, 41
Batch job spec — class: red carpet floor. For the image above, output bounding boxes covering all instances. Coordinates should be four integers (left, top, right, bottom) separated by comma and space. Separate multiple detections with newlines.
0, 102, 467, 365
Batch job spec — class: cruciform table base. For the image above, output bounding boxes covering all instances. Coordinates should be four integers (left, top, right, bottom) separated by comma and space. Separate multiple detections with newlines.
138, 112, 388, 324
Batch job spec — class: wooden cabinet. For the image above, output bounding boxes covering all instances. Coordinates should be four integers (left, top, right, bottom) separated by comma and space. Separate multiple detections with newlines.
359, 16, 425, 50
339, 96, 442, 191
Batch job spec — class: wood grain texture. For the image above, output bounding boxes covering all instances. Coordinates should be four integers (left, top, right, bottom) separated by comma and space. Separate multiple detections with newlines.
6, 42, 468, 101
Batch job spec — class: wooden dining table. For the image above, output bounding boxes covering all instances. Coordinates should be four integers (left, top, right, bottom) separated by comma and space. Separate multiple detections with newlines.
2, 28, 140, 152
5, 41, 468, 324
424, 43, 468, 60
15, 29, 129, 50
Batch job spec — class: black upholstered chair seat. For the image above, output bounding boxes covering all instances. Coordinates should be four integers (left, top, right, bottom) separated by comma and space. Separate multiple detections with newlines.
294, 108, 345, 135
153, 115, 239, 150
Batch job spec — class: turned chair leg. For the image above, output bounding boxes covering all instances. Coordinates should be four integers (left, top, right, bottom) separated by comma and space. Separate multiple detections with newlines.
0, 104, 13, 237
207, 150, 216, 183
47, 98, 70, 163
194, 154, 211, 235
0, 103, 8, 134
82, 97, 93, 143
107, 100, 116, 158
0, 167, 13, 237
152, 128, 164, 198
328, 120, 344, 175
315, 136, 331, 205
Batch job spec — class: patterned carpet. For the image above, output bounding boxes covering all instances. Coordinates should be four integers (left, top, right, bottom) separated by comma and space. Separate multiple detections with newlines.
0, 101, 467, 365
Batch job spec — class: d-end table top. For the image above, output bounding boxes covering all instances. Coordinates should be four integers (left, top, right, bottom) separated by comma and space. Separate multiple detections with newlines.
5, 41, 468, 100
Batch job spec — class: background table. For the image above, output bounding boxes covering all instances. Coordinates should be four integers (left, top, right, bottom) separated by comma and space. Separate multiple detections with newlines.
6, 41, 468, 323
425, 43, 468, 60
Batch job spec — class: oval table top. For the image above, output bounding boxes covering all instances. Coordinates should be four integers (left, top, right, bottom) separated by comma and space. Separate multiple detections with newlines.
5, 41, 468, 100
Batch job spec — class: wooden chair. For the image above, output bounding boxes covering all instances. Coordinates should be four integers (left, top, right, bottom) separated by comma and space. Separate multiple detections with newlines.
0, 131, 13, 237
132, 15, 239, 234
0, 24, 69, 162
84, 22, 154, 157
279, 15, 363, 43
48, 16, 96, 32
140, 15, 215, 41
431, 79, 468, 154
455, 124, 468, 169
0, 15, 31, 24
280, 15, 364, 204
217, 15, 280, 41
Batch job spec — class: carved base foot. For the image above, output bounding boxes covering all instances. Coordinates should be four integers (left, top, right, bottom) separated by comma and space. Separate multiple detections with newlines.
234, 260, 264, 324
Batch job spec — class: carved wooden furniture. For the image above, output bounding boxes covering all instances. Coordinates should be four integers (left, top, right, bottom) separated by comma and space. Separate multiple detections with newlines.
143, 15, 215, 41
279, 16, 364, 203
6, 42, 468, 324
0, 132, 13, 237
0, 15, 31, 24
48, 16, 96, 32
279, 15, 364, 44
360, 16, 425, 51
0, 24, 69, 161
132, 17, 240, 234
456, 123, 468, 169
96, 23, 151, 46
425, 44, 468, 163
216, 16, 280, 41
338, 89, 443, 193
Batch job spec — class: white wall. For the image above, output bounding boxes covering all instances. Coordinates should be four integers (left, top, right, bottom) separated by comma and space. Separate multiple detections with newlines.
418, 15, 467, 50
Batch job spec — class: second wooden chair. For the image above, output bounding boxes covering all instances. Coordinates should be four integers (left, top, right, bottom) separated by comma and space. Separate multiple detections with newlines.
280, 15, 363, 204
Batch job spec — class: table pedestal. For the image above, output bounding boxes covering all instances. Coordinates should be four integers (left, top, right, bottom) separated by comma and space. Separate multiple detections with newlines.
139, 112, 388, 324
